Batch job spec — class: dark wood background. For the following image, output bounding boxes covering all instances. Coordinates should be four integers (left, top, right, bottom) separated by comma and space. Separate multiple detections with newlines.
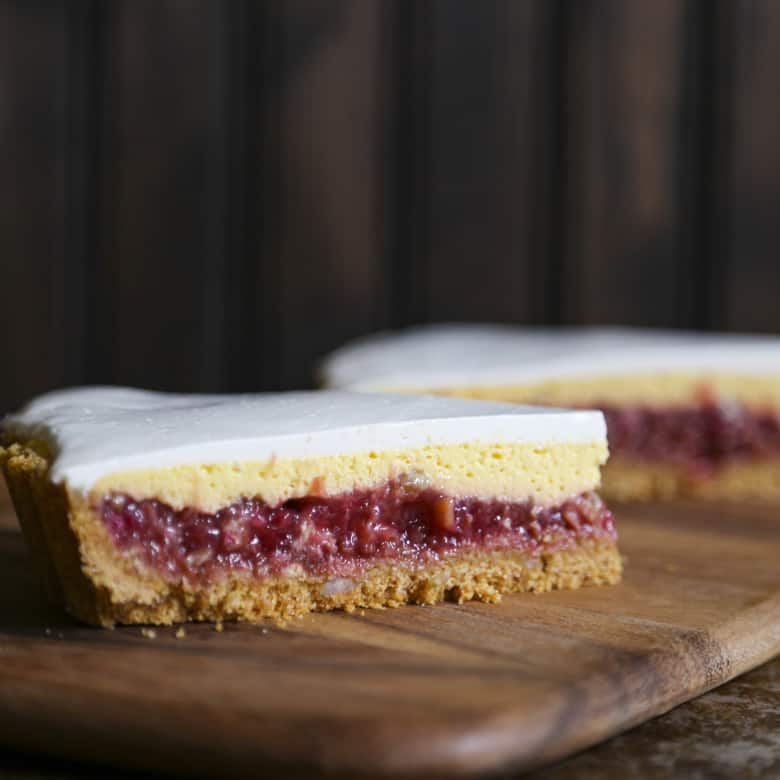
2, 0, 780, 415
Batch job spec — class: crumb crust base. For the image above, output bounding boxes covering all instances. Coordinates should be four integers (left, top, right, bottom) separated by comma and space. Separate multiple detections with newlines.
602, 457, 780, 502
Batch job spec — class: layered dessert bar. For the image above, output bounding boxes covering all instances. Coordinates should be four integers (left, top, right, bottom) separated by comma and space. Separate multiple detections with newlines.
0, 388, 620, 626
322, 325, 780, 501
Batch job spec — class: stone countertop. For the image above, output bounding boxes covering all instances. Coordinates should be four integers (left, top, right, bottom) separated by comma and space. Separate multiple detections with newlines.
531, 658, 780, 779
0, 484, 778, 779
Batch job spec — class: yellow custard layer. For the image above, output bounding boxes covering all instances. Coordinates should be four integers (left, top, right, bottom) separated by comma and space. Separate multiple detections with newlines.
390, 373, 780, 409
86, 440, 608, 513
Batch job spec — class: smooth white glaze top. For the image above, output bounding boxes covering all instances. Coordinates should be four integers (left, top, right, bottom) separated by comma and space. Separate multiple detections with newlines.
3, 387, 605, 492
321, 324, 780, 390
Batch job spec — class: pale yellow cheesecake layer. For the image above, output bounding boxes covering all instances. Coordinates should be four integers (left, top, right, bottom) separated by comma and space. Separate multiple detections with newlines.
86, 440, 608, 513
387, 373, 780, 409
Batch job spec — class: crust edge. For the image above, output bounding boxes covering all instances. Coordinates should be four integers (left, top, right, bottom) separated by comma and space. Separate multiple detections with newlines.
601, 457, 780, 502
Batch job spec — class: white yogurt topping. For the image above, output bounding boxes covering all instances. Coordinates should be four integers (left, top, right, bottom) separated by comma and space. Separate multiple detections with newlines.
321, 324, 780, 390
3, 387, 605, 491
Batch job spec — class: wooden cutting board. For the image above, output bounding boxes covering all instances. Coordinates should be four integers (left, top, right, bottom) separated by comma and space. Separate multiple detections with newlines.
0, 498, 779, 778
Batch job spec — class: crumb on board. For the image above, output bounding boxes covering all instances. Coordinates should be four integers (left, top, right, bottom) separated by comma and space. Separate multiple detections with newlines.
214, 620, 224, 633
175, 627, 187, 640
141, 628, 157, 639
360, 610, 366, 617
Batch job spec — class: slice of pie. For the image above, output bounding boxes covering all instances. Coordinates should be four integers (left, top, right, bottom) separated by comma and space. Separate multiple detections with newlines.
321, 324, 780, 501
1, 388, 620, 626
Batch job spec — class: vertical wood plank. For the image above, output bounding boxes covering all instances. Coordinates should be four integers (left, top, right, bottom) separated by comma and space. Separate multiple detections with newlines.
387, 0, 430, 328
0, 3, 69, 414
561, 0, 690, 327
420, 0, 556, 324
64, 1, 99, 391
246, 0, 390, 390
721, 1, 780, 333
93, 0, 229, 391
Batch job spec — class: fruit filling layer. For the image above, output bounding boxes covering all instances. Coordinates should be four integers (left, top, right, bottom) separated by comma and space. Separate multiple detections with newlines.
99, 483, 616, 582
602, 402, 780, 469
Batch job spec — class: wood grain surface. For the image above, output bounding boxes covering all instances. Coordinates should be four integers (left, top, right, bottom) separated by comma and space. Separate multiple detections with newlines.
0, 497, 778, 778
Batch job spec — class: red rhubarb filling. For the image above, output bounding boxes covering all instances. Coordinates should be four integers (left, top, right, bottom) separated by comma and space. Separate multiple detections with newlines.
99, 484, 616, 582
601, 402, 780, 472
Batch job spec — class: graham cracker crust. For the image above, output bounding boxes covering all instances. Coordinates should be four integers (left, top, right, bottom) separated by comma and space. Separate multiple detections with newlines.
601, 457, 780, 502
1, 444, 621, 627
